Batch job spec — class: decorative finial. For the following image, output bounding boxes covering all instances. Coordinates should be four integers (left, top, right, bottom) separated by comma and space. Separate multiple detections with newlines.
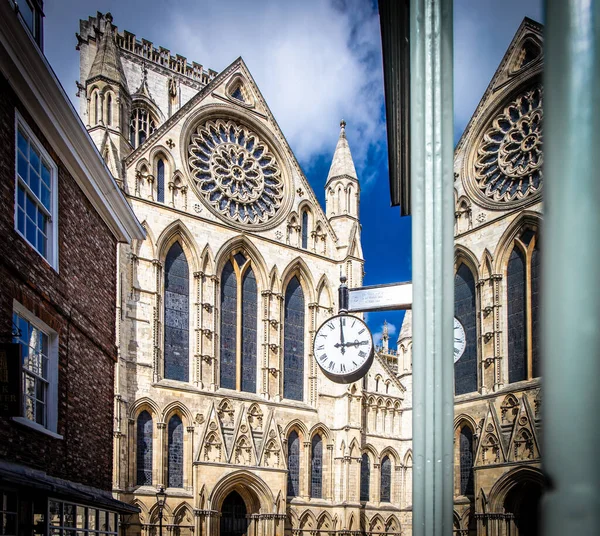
105, 12, 113, 24
340, 119, 346, 129
383, 320, 389, 337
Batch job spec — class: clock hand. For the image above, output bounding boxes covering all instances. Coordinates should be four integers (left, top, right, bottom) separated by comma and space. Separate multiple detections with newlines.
339, 317, 346, 355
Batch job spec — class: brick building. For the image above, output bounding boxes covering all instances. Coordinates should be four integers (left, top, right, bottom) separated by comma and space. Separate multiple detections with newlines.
0, 2, 144, 535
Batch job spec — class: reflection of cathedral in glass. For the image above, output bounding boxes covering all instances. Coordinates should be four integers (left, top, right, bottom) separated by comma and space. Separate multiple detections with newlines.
77, 11, 412, 536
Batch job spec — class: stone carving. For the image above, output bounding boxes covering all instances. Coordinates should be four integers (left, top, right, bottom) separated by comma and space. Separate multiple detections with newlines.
513, 429, 535, 460
217, 398, 234, 427
203, 432, 222, 462
188, 119, 285, 226
472, 86, 543, 206
248, 403, 263, 431
234, 436, 252, 465
263, 439, 281, 468
481, 433, 500, 464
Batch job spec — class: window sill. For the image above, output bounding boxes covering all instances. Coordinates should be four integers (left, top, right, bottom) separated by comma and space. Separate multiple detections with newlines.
11, 417, 63, 439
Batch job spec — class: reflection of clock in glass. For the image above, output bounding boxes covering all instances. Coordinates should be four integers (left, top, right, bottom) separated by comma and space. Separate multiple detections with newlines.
313, 314, 374, 384
454, 317, 466, 363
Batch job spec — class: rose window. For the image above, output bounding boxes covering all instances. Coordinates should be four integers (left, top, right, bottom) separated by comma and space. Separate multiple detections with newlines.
472, 86, 543, 205
188, 119, 285, 225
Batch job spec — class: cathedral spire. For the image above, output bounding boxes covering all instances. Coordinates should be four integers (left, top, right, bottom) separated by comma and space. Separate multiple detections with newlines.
87, 13, 128, 90
326, 119, 358, 185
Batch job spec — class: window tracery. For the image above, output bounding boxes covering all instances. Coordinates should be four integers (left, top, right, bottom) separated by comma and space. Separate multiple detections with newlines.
188, 119, 286, 227
360, 453, 370, 502
136, 411, 153, 486
459, 425, 474, 496
130, 107, 157, 148
380, 455, 391, 502
470, 86, 543, 207
454, 264, 477, 395
310, 434, 323, 498
219, 253, 258, 392
283, 276, 304, 401
287, 431, 300, 497
167, 415, 184, 488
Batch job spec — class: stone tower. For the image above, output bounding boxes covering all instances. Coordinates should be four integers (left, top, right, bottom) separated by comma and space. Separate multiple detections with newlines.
81, 13, 131, 183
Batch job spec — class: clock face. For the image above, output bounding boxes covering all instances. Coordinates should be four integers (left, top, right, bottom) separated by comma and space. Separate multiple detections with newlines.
313, 314, 374, 384
454, 317, 466, 363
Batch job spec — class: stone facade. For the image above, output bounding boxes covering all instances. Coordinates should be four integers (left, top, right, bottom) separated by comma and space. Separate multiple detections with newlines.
77, 12, 412, 536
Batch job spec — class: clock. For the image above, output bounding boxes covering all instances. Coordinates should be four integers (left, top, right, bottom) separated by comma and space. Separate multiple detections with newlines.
454, 317, 466, 363
313, 314, 374, 384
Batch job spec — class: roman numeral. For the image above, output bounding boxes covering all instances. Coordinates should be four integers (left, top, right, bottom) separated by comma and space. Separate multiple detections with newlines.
352, 361, 358, 367
352, 320, 356, 327
319, 354, 327, 362
339, 364, 346, 373
454, 348, 459, 355
328, 361, 335, 370
359, 350, 366, 358
327, 322, 335, 330
358, 328, 365, 334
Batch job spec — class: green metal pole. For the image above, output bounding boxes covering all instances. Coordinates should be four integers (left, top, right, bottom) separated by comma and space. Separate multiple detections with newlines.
410, 1, 454, 535
543, 1, 600, 535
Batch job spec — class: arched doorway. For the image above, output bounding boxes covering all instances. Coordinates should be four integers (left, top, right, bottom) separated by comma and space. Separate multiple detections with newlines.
220, 491, 248, 536
504, 480, 542, 536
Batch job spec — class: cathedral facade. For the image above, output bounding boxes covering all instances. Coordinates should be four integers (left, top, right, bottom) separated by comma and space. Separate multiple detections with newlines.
451, 19, 543, 536
76, 13, 412, 536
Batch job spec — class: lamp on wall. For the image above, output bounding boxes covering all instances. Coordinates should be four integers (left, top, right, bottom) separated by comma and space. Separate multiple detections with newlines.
155, 486, 167, 536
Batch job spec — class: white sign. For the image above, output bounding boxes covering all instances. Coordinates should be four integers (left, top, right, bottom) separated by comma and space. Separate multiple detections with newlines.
348, 282, 413, 312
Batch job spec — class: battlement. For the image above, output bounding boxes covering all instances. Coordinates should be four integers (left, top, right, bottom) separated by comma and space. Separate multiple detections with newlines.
78, 12, 218, 86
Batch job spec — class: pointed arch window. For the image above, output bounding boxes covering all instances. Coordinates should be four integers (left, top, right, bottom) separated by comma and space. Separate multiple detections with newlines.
164, 242, 189, 382
287, 431, 300, 497
310, 434, 323, 498
167, 415, 184, 488
507, 230, 540, 383
219, 253, 258, 392
283, 276, 305, 401
360, 453, 370, 502
380, 455, 391, 503
157, 159, 165, 203
136, 411, 153, 486
130, 107, 156, 148
454, 263, 477, 395
106, 93, 112, 126
93, 91, 99, 125
459, 425, 474, 496
301, 210, 309, 249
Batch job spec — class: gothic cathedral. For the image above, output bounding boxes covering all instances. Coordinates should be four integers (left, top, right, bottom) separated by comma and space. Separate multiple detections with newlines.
76, 12, 412, 536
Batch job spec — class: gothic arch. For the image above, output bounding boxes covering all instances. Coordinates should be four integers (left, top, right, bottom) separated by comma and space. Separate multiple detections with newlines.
487, 466, 544, 511
454, 413, 479, 433
136, 220, 157, 259
280, 257, 316, 304
149, 502, 174, 524
283, 419, 309, 439
385, 514, 401, 533
493, 210, 542, 273
162, 401, 193, 425
299, 510, 317, 530
480, 248, 494, 278
135, 157, 151, 175
214, 235, 268, 290
380, 446, 400, 465
308, 423, 332, 442
156, 220, 200, 272
316, 274, 333, 308
200, 244, 215, 275
348, 438, 360, 458
403, 449, 413, 467
130, 499, 149, 524
369, 513, 385, 532
209, 470, 274, 513
268, 265, 281, 294
455, 244, 480, 278
129, 397, 160, 420
317, 511, 333, 530
363, 444, 379, 463
149, 145, 175, 174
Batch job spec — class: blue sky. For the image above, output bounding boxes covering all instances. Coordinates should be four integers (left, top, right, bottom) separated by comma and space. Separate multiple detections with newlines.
43, 0, 542, 348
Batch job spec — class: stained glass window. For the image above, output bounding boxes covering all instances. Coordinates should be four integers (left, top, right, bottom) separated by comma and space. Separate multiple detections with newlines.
241, 268, 257, 392
301, 211, 308, 249
507, 246, 527, 383
360, 453, 370, 502
531, 243, 540, 378
284, 277, 304, 401
164, 242, 189, 382
129, 108, 156, 148
287, 431, 300, 497
106, 94, 112, 126
220, 261, 237, 389
136, 411, 152, 485
157, 159, 165, 203
459, 426, 474, 496
168, 415, 184, 488
454, 264, 477, 395
380, 456, 391, 502
310, 434, 323, 498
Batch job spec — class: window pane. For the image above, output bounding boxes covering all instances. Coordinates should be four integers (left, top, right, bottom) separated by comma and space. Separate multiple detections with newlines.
531, 243, 540, 377
30, 170, 40, 199
301, 211, 308, 248
459, 426, 474, 495
287, 431, 300, 497
310, 434, 322, 498
220, 261, 237, 389
283, 277, 304, 401
380, 456, 391, 502
88, 509, 97, 531
507, 246, 527, 382
164, 242, 189, 382
49, 501, 61, 526
18, 152, 28, 181
157, 160, 165, 203
63, 504, 75, 528
136, 411, 153, 485
360, 453, 370, 501
241, 268, 257, 393
167, 415, 184, 488
454, 264, 477, 394
30, 146, 40, 174
17, 130, 28, 155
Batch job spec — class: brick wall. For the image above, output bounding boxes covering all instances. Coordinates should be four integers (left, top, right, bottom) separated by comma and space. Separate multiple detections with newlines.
0, 74, 118, 492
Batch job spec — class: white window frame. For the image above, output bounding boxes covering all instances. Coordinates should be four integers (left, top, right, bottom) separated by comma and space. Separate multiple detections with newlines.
14, 111, 59, 270
12, 300, 61, 438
